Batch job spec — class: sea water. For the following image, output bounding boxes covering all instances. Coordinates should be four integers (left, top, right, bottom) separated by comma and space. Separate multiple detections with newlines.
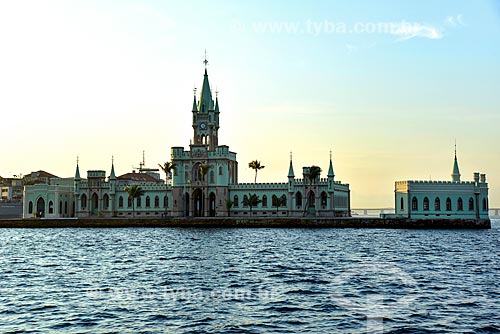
1, 220, 499, 333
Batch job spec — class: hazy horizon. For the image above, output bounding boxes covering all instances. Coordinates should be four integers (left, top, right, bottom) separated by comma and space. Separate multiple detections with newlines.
1, 0, 499, 208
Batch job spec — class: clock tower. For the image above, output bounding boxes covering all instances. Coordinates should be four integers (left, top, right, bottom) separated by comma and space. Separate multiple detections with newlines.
192, 58, 220, 151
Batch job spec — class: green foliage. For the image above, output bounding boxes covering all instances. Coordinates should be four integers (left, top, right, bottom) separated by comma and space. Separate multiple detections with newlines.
158, 161, 176, 185
124, 184, 145, 218
226, 199, 234, 217
249, 160, 265, 183
199, 163, 210, 181
242, 193, 262, 212
308, 166, 322, 185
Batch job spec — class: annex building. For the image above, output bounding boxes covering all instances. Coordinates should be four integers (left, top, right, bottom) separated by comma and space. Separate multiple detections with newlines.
393, 150, 489, 219
23, 63, 351, 218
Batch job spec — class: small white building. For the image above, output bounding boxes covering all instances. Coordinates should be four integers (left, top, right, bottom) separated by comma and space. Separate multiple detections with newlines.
393, 151, 489, 219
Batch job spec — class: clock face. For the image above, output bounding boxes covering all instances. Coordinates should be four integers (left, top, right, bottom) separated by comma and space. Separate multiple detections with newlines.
200, 123, 206, 129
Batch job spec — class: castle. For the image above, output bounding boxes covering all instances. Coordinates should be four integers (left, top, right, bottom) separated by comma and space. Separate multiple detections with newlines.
22, 62, 351, 218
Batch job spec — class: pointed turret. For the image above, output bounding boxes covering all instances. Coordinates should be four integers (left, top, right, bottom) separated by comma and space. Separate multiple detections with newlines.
328, 157, 335, 177
75, 159, 81, 180
215, 94, 219, 113
109, 160, 116, 180
288, 158, 295, 178
451, 146, 461, 182
192, 92, 197, 112
199, 69, 213, 113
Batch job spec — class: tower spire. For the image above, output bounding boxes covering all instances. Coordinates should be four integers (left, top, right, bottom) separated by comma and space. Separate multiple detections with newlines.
75, 156, 81, 180
451, 142, 461, 182
328, 149, 335, 177
288, 151, 295, 178
110, 156, 116, 180
192, 87, 198, 112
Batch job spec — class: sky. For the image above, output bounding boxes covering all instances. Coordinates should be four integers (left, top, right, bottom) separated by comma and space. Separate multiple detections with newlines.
1, 0, 499, 208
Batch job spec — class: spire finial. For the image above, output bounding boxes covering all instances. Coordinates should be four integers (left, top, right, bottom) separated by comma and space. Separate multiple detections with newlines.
77, 155, 79, 165
112, 155, 114, 164
203, 49, 208, 69
454, 139, 457, 156
330, 149, 332, 160
216, 88, 219, 98
194, 86, 197, 96
290, 151, 293, 161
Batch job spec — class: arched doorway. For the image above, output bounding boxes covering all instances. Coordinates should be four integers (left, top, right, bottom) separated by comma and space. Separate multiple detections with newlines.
91, 193, 99, 215
184, 193, 190, 217
209, 192, 216, 217
193, 188, 204, 217
307, 190, 316, 215
36, 197, 45, 217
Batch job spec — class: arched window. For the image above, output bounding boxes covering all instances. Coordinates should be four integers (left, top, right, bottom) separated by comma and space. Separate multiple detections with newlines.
400, 197, 404, 210
434, 197, 441, 211
154, 196, 160, 207
219, 166, 222, 175
296, 192, 302, 208
446, 197, 452, 211
457, 197, 463, 211
272, 195, 278, 207
28, 201, 33, 214
48, 201, 54, 214
64, 201, 68, 214
281, 194, 287, 207
185, 171, 188, 181
483, 198, 487, 211
103, 194, 109, 209
164, 195, 168, 208
262, 195, 267, 207
412, 197, 418, 211
469, 198, 474, 211
233, 195, 239, 207
210, 170, 215, 184
81, 194, 87, 209
59, 201, 63, 214
137, 197, 142, 207
423, 197, 429, 211
321, 192, 327, 207
119, 196, 124, 208
145, 196, 151, 208
127, 197, 132, 208
243, 195, 248, 207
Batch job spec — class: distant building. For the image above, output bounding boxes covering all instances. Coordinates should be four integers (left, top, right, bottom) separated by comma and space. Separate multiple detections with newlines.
0, 178, 23, 201
393, 150, 489, 219
23, 60, 351, 218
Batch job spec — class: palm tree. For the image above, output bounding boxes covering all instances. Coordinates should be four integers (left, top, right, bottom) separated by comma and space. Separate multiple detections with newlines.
248, 160, 265, 184
124, 184, 145, 218
226, 199, 234, 217
274, 195, 285, 213
158, 161, 176, 185
198, 163, 210, 216
308, 166, 322, 185
242, 193, 262, 213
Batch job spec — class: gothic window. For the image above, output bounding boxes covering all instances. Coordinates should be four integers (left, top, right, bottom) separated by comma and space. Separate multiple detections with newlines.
272, 195, 278, 207
281, 194, 287, 207
400, 197, 404, 211
65, 201, 68, 214
243, 195, 248, 207
321, 192, 327, 207
185, 171, 188, 181
59, 201, 63, 213
446, 197, 452, 211
127, 197, 132, 208
412, 197, 418, 211
233, 195, 239, 207
119, 196, 124, 208
262, 195, 267, 207
146, 196, 151, 208
137, 197, 142, 207
423, 197, 429, 211
296, 192, 302, 208
219, 166, 222, 175
103, 194, 109, 209
28, 201, 33, 214
49, 201, 54, 214
154, 196, 160, 208
81, 194, 87, 209
164, 195, 168, 208
483, 198, 487, 211
457, 197, 463, 211
434, 197, 441, 211
210, 171, 215, 184
469, 198, 474, 211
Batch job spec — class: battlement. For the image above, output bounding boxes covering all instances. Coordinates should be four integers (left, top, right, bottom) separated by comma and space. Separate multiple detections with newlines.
231, 182, 287, 190
87, 170, 106, 178
396, 180, 476, 186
